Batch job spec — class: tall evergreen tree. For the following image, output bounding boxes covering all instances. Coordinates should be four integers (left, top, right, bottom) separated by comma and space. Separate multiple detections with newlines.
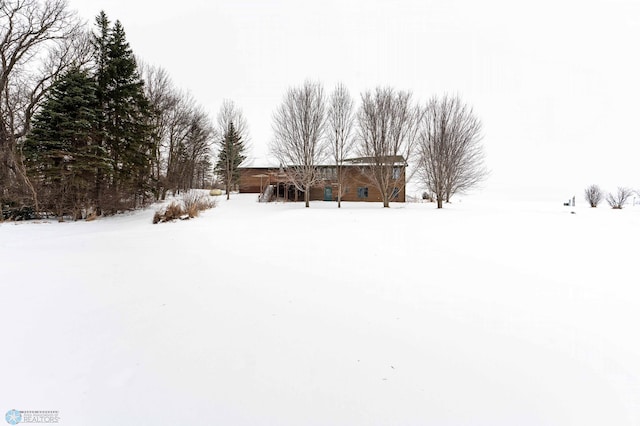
215, 121, 246, 199
23, 68, 104, 219
92, 12, 153, 212
91, 11, 111, 212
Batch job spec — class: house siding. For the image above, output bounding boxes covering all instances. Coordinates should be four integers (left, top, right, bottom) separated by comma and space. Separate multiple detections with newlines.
238, 168, 274, 193
238, 163, 406, 203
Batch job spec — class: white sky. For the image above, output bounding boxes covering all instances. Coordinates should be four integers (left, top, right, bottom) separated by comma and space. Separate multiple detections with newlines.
70, 0, 640, 199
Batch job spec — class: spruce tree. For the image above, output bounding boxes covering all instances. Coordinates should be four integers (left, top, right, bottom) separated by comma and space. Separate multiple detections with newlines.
215, 122, 246, 199
92, 11, 111, 213
92, 13, 152, 212
23, 68, 104, 219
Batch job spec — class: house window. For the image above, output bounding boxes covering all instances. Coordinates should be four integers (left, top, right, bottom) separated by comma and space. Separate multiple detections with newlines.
391, 187, 400, 199
357, 187, 368, 198
392, 167, 401, 180
319, 167, 336, 180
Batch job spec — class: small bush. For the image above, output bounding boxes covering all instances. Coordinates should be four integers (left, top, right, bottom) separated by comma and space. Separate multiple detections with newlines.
153, 201, 185, 224
183, 192, 216, 217
152, 210, 162, 224
186, 203, 199, 218
153, 193, 216, 224
167, 201, 186, 219
584, 184, 603, 208
1, 205, 35, 221
606, 187, 632, 209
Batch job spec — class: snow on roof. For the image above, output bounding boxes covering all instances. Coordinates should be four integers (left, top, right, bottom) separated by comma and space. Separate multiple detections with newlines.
345, 155, 407, 165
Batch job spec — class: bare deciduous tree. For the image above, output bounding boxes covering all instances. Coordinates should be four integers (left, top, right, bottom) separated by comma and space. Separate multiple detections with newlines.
417, 94, 487, 208
172, 104, 214, 192
584, 184, 603, 208
187, 108, 215, 189
155, 91, 215, 197
140, 62, 179, 198
327, 82, 354, 208
1, 0, 84, 215
217, 99, 249, 145
271, 80, 326, 208
606, 187, 632, 209
356, 87, 419, 208
140, 68, 215, 199
164, 91, 195, 196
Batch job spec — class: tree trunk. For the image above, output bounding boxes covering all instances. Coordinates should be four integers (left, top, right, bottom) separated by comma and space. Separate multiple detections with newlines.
338, 182, 342, 208
305, 188, 310, 208
437, 198, 443, 208
11, 148, 40, 216
383, 193, 390, 208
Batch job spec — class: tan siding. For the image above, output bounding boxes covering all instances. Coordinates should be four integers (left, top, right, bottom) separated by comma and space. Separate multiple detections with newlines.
238, 165, 406, 202
239, 168, 272, 193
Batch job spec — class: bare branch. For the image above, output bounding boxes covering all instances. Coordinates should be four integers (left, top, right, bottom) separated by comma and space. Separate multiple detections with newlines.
217, 98, 250, 148
215, 100, 249, 199
270, 80, 326, 207
416, 94, 487, 208
584, 184, 603, 208
606, 187, 632, 209
327, 82, 354, 207
1, 0, 83, 207
356, 86, 418, 207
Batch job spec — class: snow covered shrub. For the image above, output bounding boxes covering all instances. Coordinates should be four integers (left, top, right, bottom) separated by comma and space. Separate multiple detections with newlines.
152, 210, 162, 224
153, 193, 216, 224
153, 202, 185, 224
606, 187, 632, 209
183, 192, 216, 218
584, 184, 603, 208
166, 202, 185, 219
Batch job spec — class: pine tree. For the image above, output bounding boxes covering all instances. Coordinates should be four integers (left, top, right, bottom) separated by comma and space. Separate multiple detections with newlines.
92, 13, 153, 212
91, 11, 111, 213
23, 68, 104, 219
215, 122, 246, 200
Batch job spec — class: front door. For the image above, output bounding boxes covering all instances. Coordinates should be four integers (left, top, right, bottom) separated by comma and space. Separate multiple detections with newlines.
324, 186, 332, 201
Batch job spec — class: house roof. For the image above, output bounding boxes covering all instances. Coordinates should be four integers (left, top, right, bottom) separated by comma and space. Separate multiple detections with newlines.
344, 155, 407, 166
239, 155, 407, 170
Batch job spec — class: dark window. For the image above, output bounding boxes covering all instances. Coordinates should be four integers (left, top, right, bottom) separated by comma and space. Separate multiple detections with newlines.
392, 167, 401, 180
357, 187, 368, 198
391, 187, 400, 199
320, 167, 336, 180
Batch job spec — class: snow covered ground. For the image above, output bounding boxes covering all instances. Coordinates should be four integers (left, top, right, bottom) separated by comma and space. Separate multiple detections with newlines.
1, 192, 639, 425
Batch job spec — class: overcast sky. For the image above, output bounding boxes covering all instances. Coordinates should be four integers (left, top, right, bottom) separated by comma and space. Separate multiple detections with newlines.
70, 0, 640, 199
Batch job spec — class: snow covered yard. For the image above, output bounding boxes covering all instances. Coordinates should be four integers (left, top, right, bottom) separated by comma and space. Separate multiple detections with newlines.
1, 193, 639, 425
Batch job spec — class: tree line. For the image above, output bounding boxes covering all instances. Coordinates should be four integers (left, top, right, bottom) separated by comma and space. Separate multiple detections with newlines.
2, 1, 485, 219
1, 1, 247, 220
271, 81, 488, 208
